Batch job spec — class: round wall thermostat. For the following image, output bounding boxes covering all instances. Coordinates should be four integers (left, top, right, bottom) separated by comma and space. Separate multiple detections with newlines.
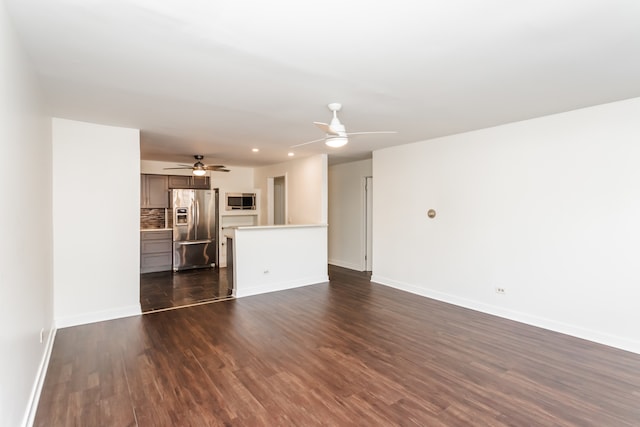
427, 209, 436, 218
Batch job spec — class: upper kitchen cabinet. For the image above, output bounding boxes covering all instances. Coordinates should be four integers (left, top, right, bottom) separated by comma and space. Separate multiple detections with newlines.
141, 174, 169, 208
191, 175, 210, 189
168, 175, 190, 188
168, 175, 210, 189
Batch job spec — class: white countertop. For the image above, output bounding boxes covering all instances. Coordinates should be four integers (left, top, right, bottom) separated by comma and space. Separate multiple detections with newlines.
141, 228, 172, 232
235, 224, 327, 230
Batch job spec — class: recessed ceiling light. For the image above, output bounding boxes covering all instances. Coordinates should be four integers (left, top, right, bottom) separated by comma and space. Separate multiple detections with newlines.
288, 152, 295, 157
252, 148, 259, 152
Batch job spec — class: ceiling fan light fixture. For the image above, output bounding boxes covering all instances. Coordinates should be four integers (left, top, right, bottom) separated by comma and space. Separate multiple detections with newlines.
290, 103, 396, 149
325, 136, 348, 148
192, 167, 206, 176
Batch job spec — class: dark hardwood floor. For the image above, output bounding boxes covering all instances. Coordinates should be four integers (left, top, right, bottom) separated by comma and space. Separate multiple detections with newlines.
36, 266, 640, 426
140, 267, 232, 313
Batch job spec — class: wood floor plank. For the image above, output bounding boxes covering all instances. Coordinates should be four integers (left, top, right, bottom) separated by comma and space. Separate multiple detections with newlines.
35, 265, 640, 426
140, 267, 232, 313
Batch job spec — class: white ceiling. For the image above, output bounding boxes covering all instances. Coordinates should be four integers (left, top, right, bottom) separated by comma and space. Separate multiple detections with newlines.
5, 0, 640, 166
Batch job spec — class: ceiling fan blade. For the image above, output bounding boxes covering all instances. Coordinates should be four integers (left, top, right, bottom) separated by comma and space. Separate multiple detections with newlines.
163, 166, 193, 170
314, 122, 339, 135
346, 131, 397, 137
203, 165, 226, 170
290, 137, 328, 148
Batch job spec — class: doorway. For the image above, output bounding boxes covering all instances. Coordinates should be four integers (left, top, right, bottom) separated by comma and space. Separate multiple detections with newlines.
140, 187, 230, 313
364, 176, 373, 271
268, 175, 286, 225
274, 176, 286, 225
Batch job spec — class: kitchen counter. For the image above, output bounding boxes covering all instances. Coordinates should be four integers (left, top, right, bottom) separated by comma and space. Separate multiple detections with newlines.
141, 228, 172, 232
227, 224, 327, 230
230, 224, 328, 298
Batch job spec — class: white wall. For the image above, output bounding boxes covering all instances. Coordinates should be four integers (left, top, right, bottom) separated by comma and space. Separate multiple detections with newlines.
254, 154, 328, 225
140, 159, 194, 176
372, 97, 640, 354
233, 225, 328, 297
53, 119, 141, 327
140, 160, 255, 189
328, 159, 372, 270
0, 4, 54, 426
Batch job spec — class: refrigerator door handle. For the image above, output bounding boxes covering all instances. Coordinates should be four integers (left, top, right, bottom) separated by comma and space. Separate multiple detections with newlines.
195, 199, 199, 231
176, 239, 212, 245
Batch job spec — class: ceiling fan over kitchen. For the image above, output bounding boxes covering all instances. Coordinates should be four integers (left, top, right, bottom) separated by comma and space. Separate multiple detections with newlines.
291, 103, 397, 148
164, 155, 230, 175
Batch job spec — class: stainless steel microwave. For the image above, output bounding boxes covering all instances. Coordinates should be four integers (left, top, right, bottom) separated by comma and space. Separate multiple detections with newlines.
225, 192, 256, 210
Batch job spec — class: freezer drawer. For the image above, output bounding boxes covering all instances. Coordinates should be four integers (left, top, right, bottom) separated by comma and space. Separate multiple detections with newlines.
141, 240, 172, 254
173, 240, 216, 271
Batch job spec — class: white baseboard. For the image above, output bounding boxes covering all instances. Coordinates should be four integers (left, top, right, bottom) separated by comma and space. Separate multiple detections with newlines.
23, 325, 57, 427
236, 275, 329, 298
371, 274, 640, 355
328, 259, 363, 271
55, 304, 142, 329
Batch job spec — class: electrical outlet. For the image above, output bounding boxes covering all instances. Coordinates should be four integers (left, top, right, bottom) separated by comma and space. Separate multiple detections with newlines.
495, 287, 506, 295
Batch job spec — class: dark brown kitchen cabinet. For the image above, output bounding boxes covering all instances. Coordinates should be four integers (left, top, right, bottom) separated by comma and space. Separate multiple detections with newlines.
141, 174, 169, 208
168, 175, 210, 189
167, 175, 190, 189
191, 175, 210, 189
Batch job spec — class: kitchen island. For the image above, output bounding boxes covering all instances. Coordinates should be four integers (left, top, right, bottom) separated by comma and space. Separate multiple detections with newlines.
228, 224, 328, 297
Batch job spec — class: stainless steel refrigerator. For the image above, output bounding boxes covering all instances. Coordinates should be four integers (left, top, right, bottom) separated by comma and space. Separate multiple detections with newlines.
172, 188, 218, 271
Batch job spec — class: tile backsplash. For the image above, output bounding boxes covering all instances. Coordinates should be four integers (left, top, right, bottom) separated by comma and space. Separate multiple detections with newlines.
141, 208, 167, 229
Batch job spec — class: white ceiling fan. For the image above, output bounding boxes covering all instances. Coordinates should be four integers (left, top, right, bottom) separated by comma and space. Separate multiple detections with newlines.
163, 155, 230, 176
291, 103, 397, 148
